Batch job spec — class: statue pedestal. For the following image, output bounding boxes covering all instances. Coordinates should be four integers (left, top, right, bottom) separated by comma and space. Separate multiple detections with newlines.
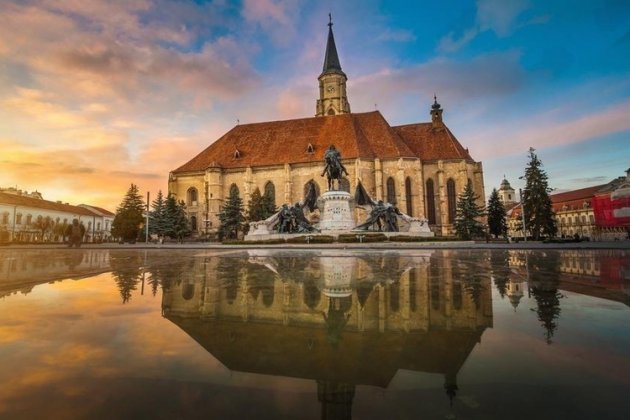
318, 190, 355, 231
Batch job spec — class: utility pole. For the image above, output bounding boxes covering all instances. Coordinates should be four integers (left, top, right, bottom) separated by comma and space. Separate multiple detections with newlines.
519, 188, 527, 242
145, 191, 150, 243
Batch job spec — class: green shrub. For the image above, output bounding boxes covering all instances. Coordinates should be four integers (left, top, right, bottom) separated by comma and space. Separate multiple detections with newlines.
337, 233, 387, 243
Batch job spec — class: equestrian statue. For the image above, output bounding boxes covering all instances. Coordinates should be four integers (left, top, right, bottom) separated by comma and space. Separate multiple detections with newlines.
321, 145, 349, 190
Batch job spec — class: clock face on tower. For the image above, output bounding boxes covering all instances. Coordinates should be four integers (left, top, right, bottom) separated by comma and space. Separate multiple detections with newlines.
326, 85, 335, 93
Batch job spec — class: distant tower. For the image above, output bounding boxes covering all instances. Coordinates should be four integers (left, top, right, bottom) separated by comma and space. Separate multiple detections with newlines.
430, 94, 444, 128
316, 14, 351, 116
498, 177, 516, 206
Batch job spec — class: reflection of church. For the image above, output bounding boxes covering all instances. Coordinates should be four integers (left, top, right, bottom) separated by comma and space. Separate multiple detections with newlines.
169, 18, 485, 236
161, 251, 493, 418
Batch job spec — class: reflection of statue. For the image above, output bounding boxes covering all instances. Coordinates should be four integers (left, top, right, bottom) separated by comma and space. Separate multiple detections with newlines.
321, 145, 348, 190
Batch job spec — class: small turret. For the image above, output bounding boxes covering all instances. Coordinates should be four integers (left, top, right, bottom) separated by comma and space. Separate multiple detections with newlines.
430, 94, 444, 128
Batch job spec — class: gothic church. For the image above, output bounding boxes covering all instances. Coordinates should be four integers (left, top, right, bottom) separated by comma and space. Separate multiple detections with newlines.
169, 19, 485, 236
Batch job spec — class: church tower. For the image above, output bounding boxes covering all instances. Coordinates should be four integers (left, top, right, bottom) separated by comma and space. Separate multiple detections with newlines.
316, 15, 351, 117
430, 94, 444, 128
498, 177, 516, 206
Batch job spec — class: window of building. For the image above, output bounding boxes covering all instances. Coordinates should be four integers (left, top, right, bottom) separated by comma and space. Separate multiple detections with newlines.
447, 178, 456, 224
2, 212, 9, 224
306, 143, 314, 154
229, 184, 239, 197
426, 179, 436, 224
264, 182, 276, 209
97, 222, 101, 231
389, 282, 400, 312
190, 215, 197, 231
405, 177, 413, 216
16, 214, 22, 225
304, 180, 320, 201
386, 177, 396, 204
589, 215, 594, 223
187, 187, 198, 206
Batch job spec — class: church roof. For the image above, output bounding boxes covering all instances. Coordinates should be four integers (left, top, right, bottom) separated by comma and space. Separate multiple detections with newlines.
173, 111, 476, 173
392, 123, 475, 162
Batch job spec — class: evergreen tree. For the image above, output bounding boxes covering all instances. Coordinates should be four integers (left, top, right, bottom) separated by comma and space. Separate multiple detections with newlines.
487, 188, 507, 238
454, 182, 485, 240
490, 250, 510, 298
112, 184, 145, 241
522, 148, 557, 240
219, 187, 245, 240
164, 195, 191, 241
247, 187, 266, 222
149, 190, 168, 237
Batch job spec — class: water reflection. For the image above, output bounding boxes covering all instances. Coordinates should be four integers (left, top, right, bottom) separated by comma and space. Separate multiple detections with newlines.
0, 248, 629, 418
161, 250, 493, 417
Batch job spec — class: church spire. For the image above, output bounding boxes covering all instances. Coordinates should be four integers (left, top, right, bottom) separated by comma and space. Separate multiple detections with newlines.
316, 14, 351, 116
321, 14, 345, 77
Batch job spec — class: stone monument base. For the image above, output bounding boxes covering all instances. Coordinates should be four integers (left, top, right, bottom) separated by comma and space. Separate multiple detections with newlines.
318, 190, 355, 231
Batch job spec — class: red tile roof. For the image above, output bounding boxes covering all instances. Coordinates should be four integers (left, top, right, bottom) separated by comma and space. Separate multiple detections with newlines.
0, 192, 96, 216
393, 123, 475, 162
508, 185, 606, 218
173, 111, 475, 173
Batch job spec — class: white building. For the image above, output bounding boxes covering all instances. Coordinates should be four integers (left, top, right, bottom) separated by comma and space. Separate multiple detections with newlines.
0, 188, 114, 243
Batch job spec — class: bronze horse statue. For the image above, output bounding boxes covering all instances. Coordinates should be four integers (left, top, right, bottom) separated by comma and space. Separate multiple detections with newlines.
321, 145, 348, 190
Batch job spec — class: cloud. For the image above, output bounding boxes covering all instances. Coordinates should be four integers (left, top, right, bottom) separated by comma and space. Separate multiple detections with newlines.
438, 0, 533, 53
377, 29, 416, 43
469, 100, 630, 160
350, 51, 526, 115
242, 0, 300, 46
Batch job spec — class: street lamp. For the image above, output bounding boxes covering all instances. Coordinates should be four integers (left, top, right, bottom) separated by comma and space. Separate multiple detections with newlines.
519, 188, 527, 242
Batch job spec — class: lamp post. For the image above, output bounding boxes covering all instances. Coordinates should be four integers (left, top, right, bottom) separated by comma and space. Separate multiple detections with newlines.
519, 188, 527, 242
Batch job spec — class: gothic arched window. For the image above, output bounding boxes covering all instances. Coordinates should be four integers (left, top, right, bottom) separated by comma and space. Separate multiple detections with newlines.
426, 179, 436, 224
264, 181, 276, 209
386, 177, 396, 204
187, 187, 198, 206
304, 180, 320, 198
405, 177, 413, 216
447, 178, 456, 224
229, 184, 239, 197
190, 215, 197, 231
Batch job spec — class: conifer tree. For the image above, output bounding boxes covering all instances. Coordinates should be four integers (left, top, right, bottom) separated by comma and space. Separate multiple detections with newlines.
454, 182, 485, 240
247, 187, 266, 222
149, 190, 168, 237
219, 187, 245, 240
487, 188, 507, 238
522, 148, 557, 240
112, 184, 145, 241
164, 195, 191, 241
247, 187, 277, 222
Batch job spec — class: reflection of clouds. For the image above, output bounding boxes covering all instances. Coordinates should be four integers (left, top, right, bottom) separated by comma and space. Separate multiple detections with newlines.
0, 273, 230, 417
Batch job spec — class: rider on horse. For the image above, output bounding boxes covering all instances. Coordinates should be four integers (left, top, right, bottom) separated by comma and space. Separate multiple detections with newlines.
321, 145, 348, 190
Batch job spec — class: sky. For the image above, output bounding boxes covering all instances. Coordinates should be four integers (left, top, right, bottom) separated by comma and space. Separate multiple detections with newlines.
1, 0, 629, 210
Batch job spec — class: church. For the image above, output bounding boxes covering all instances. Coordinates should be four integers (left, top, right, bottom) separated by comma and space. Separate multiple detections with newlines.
169, 19, 485, 237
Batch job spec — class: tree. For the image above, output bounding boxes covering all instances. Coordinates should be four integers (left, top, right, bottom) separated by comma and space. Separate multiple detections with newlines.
149, 190, 168, 238
247, 187, 277, 222
164, 195, 191, 242
219, 187, 245, 240
487, 188, 507, 238
454, 182, 485, 240
522, 148, 557, 240
112, 184, 145, 242
33, 215, 52, 241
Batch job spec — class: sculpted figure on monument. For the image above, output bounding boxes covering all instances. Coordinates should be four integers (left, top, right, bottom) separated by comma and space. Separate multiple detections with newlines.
321, 145, 348, 190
